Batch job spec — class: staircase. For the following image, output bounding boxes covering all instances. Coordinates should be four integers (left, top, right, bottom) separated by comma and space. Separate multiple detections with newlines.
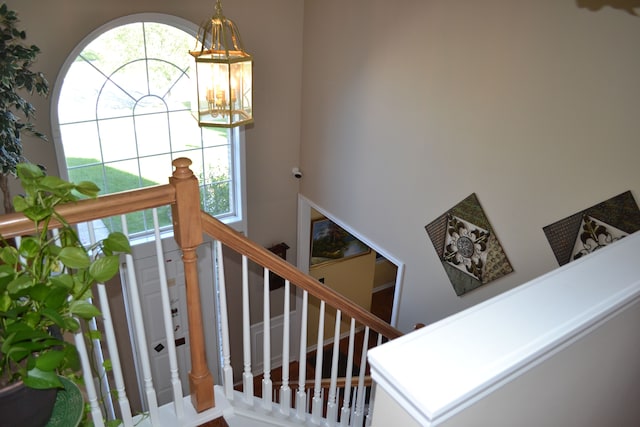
0, 158, 401, 427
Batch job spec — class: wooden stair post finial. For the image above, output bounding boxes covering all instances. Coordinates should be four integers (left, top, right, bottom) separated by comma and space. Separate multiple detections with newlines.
170, 157, 215, 412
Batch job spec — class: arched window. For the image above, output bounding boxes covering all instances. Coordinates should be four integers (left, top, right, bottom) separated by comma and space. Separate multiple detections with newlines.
52, 15, 245, 238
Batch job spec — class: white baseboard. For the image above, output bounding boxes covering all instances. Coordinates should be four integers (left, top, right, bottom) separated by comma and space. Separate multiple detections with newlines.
249, 311, 365, 374
250, 310, 299, 374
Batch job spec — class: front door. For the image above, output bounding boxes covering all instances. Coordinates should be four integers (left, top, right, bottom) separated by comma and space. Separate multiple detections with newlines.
124, 237, 220, 407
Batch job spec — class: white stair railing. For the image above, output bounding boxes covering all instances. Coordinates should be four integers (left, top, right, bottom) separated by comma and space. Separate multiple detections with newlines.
209, 232, 400, 427
0, 158, 401, 427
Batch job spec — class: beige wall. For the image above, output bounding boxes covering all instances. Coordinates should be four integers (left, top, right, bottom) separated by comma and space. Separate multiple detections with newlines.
307, 208, 378, 344
308, 249, 377, 345
299, 1, 640, 331
9, 0, 640, 337
3, 0, 304, 263
374, 258, 397, 289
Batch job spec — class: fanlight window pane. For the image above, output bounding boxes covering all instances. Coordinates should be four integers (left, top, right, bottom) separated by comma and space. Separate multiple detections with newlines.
100, 118, 137, 162
109, 61, 150, 98
56, 20, 238, 235
59, 122, 101, 161
58, 63, 105, 124
135, 112, 171, 157
169, 111, 202, 152
139, 154, 173, 187
80, 23, 146, 76
97, 80, 135, 119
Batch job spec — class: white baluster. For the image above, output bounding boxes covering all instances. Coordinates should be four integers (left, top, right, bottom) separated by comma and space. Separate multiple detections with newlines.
311, 300, 325, 425
121, 215, 159, 423
152, 208, 184, 417
84, 222, 115, 420
296, 290, 309, 421
280, 279, 291, 416
326, 309, 342, 426
262, 267, 273, 411
215, 240, 234, 399
241, 255, 254, 404
98, 284, 134, 427
340, 319, 356, 427
352, 327, 370, 426
365, 334, 384, 427
75, 329, 105, 427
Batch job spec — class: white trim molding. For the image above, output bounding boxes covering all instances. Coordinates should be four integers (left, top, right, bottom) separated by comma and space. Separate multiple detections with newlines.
369, 231, 640, 426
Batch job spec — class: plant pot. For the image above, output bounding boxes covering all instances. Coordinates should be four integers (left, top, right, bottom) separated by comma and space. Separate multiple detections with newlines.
0, 381, 58, 427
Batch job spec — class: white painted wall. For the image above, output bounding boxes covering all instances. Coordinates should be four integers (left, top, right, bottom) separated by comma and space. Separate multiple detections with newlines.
299, 1, 640, 331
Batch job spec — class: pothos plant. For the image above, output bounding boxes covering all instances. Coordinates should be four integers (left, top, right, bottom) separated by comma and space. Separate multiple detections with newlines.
0, 162, 131, 390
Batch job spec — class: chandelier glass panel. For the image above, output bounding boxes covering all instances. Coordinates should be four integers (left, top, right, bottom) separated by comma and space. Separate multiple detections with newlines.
190, 0, 253, 128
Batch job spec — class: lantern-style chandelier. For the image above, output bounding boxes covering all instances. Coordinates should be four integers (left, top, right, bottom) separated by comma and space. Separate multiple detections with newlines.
190, 0, 253, 128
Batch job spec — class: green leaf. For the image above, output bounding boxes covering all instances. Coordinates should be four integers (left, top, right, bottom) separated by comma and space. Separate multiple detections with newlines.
16, 162, 45, 180
86, 329, 102, 341
43, 286, 70, 309
24, 366, 64, 389
40, 175, 75, 192
63, 316, 80, 332
58, 246, 90, 269
0, 264, 16, 290
7, 274, 35, 295
21, 205, 51, 222
41, 307, 66, 328
18, 236, 40, 258
0, 246, 19, 265
29, 283, 50, 302
35, 350, 65, 371
89, 255, 120, 283
74, 181, 100, 197
50, 273, 74, 291
103, 232, 131, 254
62, 343, 80, 372
69, 300, 101, 319
0, 294, 11, 312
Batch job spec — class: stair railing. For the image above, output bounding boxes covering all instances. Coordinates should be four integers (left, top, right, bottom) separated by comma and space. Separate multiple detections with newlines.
0, 157, 401, 426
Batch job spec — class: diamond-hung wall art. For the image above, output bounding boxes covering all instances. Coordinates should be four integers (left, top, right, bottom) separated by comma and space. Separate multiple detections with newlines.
425, 193, 513, 296
543, 191, 640, 266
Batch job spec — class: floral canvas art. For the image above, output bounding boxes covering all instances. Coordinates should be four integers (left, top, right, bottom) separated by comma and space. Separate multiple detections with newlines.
425, 193, 513, 296
543, 191, 640, 266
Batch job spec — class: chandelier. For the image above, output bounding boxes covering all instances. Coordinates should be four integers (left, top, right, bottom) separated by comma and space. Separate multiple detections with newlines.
189, 0, 253, 128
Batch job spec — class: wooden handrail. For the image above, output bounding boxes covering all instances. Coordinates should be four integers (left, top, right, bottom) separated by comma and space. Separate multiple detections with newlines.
200, 213, 402, 340
0, 157, 399, 421
0, 184, 176, 238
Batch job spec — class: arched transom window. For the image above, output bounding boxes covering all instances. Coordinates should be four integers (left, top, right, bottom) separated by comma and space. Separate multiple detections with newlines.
54, 17, 243, 237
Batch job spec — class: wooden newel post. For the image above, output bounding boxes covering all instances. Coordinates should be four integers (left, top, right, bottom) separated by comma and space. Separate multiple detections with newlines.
170, 157, 215, 412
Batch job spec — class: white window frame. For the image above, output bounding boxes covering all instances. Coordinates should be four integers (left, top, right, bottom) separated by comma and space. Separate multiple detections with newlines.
50, 13, 247, 239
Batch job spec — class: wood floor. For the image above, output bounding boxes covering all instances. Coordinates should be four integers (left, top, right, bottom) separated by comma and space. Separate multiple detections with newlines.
199, 417, 229, 427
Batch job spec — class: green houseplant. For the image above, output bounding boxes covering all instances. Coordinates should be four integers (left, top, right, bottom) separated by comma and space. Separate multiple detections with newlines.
0, 163, 130, 425
0, 3, 49, 214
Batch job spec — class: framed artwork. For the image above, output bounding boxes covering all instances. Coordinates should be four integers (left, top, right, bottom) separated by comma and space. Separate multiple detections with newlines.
310, 218, 370, 268
425, 193, 513, 296
543, 191, 640, 266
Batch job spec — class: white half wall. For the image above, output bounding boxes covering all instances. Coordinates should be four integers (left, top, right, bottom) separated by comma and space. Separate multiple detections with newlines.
368, 232, 640, 426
